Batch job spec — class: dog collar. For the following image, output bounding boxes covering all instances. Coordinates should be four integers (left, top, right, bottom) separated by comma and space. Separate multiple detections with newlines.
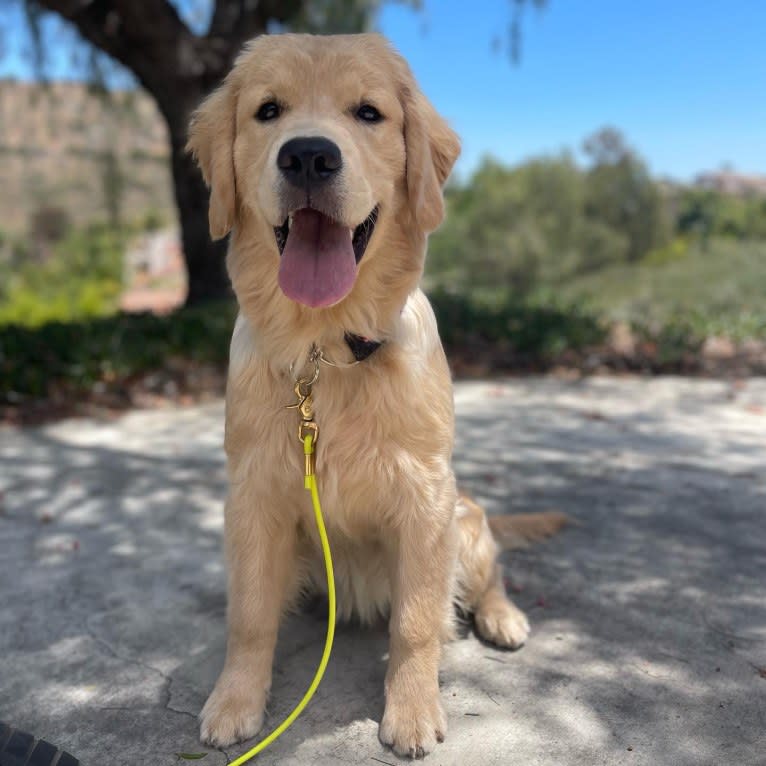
344, 333, 383, 362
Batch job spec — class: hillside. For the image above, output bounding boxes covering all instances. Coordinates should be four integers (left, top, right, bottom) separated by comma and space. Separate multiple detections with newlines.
0, 79, 174, 235
561, 238, 766, 339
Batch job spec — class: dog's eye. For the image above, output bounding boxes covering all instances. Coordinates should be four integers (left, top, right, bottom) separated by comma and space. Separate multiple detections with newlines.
256, 101, 281, 122
356, 104, 383, 123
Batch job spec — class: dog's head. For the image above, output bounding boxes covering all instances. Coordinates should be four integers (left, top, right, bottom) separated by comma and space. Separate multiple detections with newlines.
188, 33, 459, 316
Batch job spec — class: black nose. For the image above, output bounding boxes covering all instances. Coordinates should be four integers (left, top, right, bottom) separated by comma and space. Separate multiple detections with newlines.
277, 136, 342, 188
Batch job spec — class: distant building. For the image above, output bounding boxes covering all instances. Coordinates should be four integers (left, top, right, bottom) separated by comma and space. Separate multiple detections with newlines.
121, 228, 187, 314
694, 171, 766, 196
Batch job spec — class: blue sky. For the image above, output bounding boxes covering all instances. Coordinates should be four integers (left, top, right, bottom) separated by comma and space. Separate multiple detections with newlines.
378, 0, 766, 180
3, 0, 764, 181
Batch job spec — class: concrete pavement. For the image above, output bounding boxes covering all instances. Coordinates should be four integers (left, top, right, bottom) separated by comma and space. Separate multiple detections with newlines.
1, 377, 765, 765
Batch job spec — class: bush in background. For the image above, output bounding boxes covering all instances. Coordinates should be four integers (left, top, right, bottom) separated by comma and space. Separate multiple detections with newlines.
427, 128, 674, 298
0, 302, 237, 402
430, 289, 606, 356
0, 219, 145, 326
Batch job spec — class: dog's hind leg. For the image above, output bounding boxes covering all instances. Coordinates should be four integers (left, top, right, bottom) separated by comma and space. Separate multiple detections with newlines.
454, 495, 567, 649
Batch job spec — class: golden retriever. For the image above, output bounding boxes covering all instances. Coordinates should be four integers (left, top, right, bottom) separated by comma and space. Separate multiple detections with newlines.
187, 33, 564, 759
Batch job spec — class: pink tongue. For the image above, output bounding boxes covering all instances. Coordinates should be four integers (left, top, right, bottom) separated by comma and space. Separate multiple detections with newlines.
278, 209, 357, 308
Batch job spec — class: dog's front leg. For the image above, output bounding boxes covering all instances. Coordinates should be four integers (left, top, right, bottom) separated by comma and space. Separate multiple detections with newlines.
200, 490, 296, 748
380, 490, 457, 758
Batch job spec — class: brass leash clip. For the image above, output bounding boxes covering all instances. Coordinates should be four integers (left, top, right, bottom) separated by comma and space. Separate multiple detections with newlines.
287, 347, 321, 480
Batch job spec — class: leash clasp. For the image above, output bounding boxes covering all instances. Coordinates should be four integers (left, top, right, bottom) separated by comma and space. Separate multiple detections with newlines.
291, 381, 319, 446
287, 348, 321, 485
287, 378, 315, 418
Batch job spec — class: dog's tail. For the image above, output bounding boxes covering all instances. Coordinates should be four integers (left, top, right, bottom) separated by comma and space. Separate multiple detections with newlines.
488, 511, 569, 550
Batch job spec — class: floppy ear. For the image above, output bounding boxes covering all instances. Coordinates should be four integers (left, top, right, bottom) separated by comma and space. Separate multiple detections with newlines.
186, 82, 237, 240
403, 87, 461, 232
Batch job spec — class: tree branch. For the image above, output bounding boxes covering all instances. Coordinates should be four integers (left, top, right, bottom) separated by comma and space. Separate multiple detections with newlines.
206, 0, 303, 61
32, 1, 204, 96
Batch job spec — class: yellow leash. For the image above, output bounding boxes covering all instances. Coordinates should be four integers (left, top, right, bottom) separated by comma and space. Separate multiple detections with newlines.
228, 431, 336, 765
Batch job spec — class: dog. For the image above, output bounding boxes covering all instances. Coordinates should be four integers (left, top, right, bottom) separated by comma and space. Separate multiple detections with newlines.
187, 33, 565, 758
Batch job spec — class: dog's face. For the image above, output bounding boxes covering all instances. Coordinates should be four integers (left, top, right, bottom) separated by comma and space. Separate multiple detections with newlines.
188, 34, 459, 311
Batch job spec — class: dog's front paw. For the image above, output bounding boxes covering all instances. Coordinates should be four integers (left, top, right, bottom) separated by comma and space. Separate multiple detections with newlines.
199, 676, 267, 748
379, 688, 447, 759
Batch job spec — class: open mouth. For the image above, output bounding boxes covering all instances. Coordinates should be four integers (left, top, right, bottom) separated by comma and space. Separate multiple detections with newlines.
274, 205, 378, 263
274, 206, 379, 308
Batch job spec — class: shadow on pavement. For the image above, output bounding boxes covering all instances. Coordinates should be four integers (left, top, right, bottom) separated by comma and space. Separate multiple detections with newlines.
1, 379, 764, 765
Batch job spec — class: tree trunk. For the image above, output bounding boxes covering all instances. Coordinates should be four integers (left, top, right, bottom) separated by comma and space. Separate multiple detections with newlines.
169, 127, 231, 306
29, 0, 265, 306
161, 88, 232, 307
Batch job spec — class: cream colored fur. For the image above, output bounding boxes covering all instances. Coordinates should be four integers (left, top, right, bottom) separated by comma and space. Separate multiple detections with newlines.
187, 33, 564, 758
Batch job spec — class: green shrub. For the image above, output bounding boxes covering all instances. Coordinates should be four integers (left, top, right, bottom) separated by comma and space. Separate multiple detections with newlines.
429, 289, 606, 356
0, 220, 129, 326
0, 302, 237, 401
632, 315, 704, 365
643, 236, 690, 266
0, 279, 121, 327
0, 292, 610, 403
